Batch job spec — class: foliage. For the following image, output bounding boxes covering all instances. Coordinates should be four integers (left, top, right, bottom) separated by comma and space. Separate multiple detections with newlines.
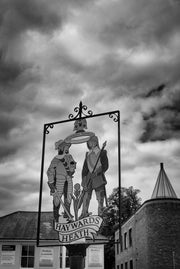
102, 186, 141, 236
102, 186, 141, 269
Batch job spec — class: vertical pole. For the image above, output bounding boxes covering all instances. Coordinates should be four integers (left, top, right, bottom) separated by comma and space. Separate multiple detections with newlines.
79, 101, 83, 118
66, 244, 88, 269
37, 124, 46, 246
118, 111, 121, 241
172, 251, 175, 269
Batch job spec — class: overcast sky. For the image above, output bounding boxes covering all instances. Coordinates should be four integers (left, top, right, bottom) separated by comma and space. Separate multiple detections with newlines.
0, 0, 180, 217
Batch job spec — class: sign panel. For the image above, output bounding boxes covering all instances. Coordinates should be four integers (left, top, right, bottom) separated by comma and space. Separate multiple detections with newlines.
88, 245, 103, 267
37, 102, 120, 246
55, 215, 102, 244
39, 248, 54, 267
1, 245, 16, 265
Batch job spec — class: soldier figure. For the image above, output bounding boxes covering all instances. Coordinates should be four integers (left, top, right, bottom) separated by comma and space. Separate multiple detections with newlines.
80, 136, 108, 218
47, 140, 76, 221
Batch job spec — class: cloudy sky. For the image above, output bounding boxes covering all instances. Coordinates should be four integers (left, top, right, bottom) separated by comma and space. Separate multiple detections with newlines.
0, 0, 180, 217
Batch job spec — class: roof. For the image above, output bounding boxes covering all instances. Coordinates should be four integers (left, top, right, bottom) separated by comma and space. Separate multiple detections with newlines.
151, 163, 177, 199
0, 211, 107, 243
0, 211, 57, 240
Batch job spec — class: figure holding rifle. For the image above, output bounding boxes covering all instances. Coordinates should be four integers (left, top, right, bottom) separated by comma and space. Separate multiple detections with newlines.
79, 135, 109, 219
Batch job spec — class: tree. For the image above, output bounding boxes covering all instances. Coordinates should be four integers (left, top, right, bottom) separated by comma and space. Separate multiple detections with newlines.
102, 186, 141, 269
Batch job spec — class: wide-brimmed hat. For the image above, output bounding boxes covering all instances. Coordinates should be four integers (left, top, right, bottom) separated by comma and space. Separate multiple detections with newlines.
89, 135, 98, 143
55, 139, 64, 150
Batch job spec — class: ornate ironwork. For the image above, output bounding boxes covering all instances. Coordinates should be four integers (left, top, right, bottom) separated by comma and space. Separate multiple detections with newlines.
45, 124, 54, 134
109, 112, 119, 122
68, 101, 93, 119
37, 101, 121, 248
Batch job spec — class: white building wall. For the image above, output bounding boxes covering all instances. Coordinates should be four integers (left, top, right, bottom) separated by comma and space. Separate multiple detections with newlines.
0, 242, 104, 269
85, 245, 104, 269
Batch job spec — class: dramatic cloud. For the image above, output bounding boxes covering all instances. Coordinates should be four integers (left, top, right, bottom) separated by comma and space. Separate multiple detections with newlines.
0, 0, 180, 216
140, 84, 180, 142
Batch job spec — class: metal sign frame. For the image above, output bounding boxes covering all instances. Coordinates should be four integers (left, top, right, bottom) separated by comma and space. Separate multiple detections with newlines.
37, 102, 121, 247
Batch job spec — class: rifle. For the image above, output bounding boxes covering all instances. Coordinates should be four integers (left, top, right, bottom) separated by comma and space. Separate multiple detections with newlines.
104, 185, 108, 207
77, 141, 107, 210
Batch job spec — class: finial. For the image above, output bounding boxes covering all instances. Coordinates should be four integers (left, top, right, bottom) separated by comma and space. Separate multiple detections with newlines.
79, 101, 83, 118
68, 101, 93, 120
151, 162, 177, 199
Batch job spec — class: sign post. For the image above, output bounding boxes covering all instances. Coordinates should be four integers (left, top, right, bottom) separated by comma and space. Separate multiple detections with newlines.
37, 102, 121, 269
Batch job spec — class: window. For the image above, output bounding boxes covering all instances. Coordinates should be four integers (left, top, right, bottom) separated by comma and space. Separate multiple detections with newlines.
120, 237, 123, 252
130, 260, 133, 269
125, 261, 128, 269
65, 248, 70, 268
129, 228, 132, 247
121, 264, 123, 269
117, 265, 120, 269
124, 232, 127, 249
59, 246, 63, 268
116, 240, 119, 254
21, 245, 35, 268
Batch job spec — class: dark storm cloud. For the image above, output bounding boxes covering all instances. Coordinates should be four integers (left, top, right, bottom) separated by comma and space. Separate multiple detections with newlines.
80, 57, 152, 100
0, 176, 39, 214
0, 69, 41, 162
0, 60, 41, 162
0, 0, 62, 41
79, 44, 180, 102
0, 113, 24, 138
34, 104, 70, 121
94, 0, 180, 48
144, 84, 166, 98
0, 0, 95, 44
0, 0, 63, 89
75, 0, 180, 101
1, 176, 39, 194
0, 187, 17, 215
0, 120, 23, 161
0, 53, 25, 86
140, 86, 180, 142
0, 144, 20, 161
0, 0, 88, 160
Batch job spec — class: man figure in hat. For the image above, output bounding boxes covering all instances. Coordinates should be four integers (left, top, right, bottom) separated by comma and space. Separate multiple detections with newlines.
80, 135, 108, 218
47, 140, 76, 221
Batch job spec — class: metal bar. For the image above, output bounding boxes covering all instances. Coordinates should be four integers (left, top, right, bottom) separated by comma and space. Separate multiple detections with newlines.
117, 111, 121, 242
37, 124, 46, 246
44, 110, 120, 127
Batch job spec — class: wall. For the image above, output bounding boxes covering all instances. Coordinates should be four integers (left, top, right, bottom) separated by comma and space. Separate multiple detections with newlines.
0, 241, 104, 269
115, 204, 149, 269
85, 245, 104, 269
0, 243, 21, 269
146, 199, 180, 269
0, 242, 61, 269
115, 199, 180, 269
134, 204, 149, 269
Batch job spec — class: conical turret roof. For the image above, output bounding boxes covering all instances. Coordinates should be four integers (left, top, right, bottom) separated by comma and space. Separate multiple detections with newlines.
151, 163, 177, 199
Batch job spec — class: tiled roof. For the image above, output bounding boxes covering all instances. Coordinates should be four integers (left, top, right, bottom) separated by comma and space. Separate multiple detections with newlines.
151, 163, 177, 199
0, 211, 57, 240
0, 211, 107, 243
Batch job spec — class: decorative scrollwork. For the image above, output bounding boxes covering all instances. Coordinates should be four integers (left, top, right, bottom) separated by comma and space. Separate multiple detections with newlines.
68, 101, 93, 119
45, 124, 54, 134
109, 112, 119, 122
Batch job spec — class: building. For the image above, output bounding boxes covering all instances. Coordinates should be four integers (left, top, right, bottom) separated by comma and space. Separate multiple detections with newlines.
0, 211, 106, 269
115, 163, 180, 269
